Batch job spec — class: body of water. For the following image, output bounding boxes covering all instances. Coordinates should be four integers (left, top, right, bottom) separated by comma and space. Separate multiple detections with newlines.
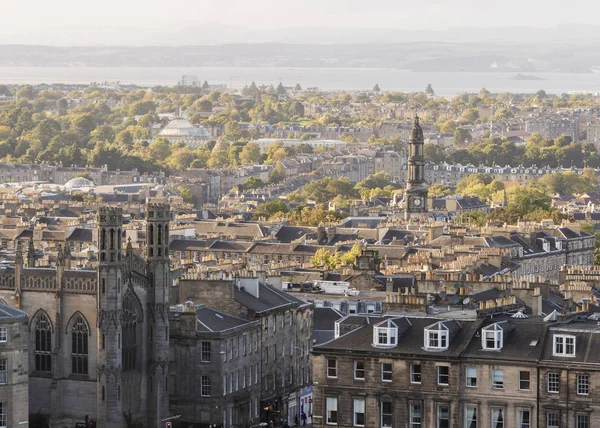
0, 66, 598, 95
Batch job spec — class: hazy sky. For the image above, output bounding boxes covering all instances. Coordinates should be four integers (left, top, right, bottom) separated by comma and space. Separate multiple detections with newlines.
1, 0, 597, 45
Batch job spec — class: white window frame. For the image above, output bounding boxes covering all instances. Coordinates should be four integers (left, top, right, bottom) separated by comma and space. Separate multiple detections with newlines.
492, 368, 504, 389
354, 361, 365, 380
425, 321, 449, 350
482, 323, 503, 350
223, 375, 226, 396
373, 319, 400, 348
518, 409, 531, 428
465, 405, 477, 428
381, 400, 393, 428
491, 407, 505, 428
547, 372, 560, 393
466, 367, 477, 388
577, 374, 589, 395
519, 370, 531, 391
410, 363, 422, 384
437, 403, 450, 428
327, 359, 337, 378
353, 398, 365, 427
553, 334, 576, 357
410, 402, 422, 428
437, 365, 449, 386
0, 328, 7, 343
381, 362, 392, 382
326, 396, 338, 425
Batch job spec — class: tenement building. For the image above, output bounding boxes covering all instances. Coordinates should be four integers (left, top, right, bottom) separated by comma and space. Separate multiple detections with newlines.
169, 303, 262, 428
0, 202, 171, 427
176, 275, 314, 427
312, 311, 600, 428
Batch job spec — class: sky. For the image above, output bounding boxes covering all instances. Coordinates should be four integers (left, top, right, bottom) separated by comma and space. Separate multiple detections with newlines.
1, 0, 598, 45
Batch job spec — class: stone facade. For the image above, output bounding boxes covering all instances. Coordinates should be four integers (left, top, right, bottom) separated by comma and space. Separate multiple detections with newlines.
169, 307, 262, 427
0, 202, 170, 427
0, 303, 29, 427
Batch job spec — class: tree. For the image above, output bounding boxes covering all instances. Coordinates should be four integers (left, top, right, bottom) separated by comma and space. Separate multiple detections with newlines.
294, 84, 302, 91
178, 186, 194, 204
310, 248, 342, 269
240, 142, 261, 165
202, 81, 210, 90
452, 128, 472, 146
224, 121, 242, 141
243, 177, 266, 190
257, 199, 289, 216
149, 137, 171, 160
428, 183, 452, 198
165, 146, 196, 170
268, 161, 286, 184
276, 83, 286, 96
479, 87, 491, 98
424, 143, 446, 163
440, 120, 457, 134
461, 108, 479, 123
425, 83, 435, 96
342, 243, 363, 265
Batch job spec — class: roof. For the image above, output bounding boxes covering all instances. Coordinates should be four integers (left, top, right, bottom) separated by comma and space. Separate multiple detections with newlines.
313, 307, 343, 331
196, 306, 254, 332
315, 315, 481, 358
0, 302, 27, 320
462, 316, 546, 362
233, 283, 306, 314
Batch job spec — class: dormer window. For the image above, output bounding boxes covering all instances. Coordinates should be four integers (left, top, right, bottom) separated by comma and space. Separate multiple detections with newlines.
424, 321, 449, 351
482, 323, 504, 351
553, 334, 576, 357
373, 319, 402, 348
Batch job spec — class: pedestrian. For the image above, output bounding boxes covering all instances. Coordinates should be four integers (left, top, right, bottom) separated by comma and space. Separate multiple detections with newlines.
294, 415, 299, 426
301, 411, 307, 426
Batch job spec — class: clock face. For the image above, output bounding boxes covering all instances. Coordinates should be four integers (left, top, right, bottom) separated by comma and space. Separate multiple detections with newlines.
413, 198, 422, 207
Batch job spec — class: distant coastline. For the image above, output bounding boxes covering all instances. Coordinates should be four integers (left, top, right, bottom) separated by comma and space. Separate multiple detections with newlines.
508, 73, 546, 81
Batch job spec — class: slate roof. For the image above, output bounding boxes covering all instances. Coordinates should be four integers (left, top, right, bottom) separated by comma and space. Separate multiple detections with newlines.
66, 228, 93, 242
542, 320, 600, 364
233, 283, 306, 314
314, 307, 344, 331
0, 302, 27, 320
462, 316, 546, 362
196, 306, 254, 332
316, 315, 482, 358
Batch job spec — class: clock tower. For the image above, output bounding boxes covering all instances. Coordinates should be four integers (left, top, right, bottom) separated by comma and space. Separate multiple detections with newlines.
403, 115, 429, 219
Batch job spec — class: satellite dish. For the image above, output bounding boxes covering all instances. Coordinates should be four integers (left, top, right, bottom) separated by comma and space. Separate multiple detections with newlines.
463, 297, 471, 305
454, 283, 461, 290
439, 291, 447, 299
450, 295, 460, 305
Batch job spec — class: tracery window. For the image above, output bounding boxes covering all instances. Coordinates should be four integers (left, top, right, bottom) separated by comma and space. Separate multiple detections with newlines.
122, 295, 138, 371
35, 313, 52, 373
71, 315, 89, 374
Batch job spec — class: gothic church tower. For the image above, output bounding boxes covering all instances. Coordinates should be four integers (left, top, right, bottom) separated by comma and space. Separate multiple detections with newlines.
96, 207, 124, 427
145, 202, 171, 424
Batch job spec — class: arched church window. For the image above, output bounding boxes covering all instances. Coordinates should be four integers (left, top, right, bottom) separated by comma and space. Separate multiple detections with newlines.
110, 229, 115, 250
35, 314, 52, 373
122, 294, 138, 371
149, 224, 154, 246
100, 229, 106, 250
157, 225, 163, 245
71, 315, 88, 375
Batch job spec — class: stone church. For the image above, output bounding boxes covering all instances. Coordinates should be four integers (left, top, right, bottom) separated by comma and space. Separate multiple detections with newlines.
0, 202, 170, 427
